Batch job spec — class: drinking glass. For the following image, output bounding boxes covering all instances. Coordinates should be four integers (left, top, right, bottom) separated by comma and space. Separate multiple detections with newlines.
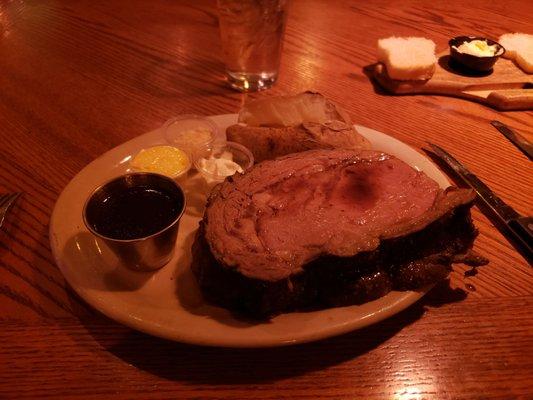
217, 0, 289, 92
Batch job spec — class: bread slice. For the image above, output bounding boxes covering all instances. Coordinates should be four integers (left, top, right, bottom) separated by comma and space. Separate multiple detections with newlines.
377, 37, 436, 80
516, 50, 533, 73
499, 33, 533, 59
498, 33, 533, 73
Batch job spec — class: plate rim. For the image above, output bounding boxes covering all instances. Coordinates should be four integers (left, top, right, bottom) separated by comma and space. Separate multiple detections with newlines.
49, 114, 449, 348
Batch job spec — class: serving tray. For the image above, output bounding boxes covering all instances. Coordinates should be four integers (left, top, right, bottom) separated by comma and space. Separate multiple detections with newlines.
373, 52, 533, 111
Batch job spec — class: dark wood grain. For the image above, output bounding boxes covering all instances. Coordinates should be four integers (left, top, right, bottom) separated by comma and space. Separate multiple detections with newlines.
0, 0, 532, 399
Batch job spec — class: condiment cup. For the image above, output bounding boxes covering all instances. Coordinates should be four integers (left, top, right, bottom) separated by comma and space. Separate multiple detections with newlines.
193, 141, 254, 183
83, 173, 186, 272
449, 36, 505, 72
163, 115, 218, 157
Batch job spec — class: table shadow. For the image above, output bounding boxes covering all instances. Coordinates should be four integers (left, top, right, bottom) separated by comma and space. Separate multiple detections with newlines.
359, 58, 494, 98
173, 230, 270, 327
62, 232, 153, 292
71, 280, 466, 385
360, 63, 391, 95
438, 55, 493, 78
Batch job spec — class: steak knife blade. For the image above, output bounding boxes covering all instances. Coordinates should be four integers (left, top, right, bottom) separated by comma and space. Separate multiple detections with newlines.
491, 120, 533, 161
425, 143, 532, 259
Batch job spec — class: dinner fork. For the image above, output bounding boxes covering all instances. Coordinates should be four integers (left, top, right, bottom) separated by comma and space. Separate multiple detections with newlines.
0, 192, 22, 228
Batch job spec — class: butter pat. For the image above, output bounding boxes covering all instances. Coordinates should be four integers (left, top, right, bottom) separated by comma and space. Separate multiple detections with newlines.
453, 40, 500, 57
130, 145, 190, 178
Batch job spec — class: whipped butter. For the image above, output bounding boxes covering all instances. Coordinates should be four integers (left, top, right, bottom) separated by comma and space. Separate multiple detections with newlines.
170, 127, 213, 154
453, 39, 500, 57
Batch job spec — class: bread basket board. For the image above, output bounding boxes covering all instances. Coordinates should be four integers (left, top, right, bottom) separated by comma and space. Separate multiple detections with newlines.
373, 52, 533, 111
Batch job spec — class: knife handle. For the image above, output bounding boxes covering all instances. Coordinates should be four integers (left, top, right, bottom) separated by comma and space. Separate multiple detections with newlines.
508, 216, 533, 260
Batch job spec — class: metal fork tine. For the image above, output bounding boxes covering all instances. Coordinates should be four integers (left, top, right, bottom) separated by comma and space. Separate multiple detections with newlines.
0, 193, 21, 228
0, 194, 10, 208
0, 193, 20, 209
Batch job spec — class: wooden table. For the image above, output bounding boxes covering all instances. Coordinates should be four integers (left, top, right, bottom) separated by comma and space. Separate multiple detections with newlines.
1, 0, 532, 398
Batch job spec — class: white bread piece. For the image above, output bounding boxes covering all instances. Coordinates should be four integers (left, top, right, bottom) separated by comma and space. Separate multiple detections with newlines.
516, 50, 533, 73
498, 33, 533, 61
377, 37, 436, 80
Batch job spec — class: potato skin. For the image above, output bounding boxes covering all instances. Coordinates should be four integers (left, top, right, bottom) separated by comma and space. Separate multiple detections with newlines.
226, 122, 371, 162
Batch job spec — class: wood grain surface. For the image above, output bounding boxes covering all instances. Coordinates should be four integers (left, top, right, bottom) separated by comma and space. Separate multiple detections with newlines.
0, 0, 532, 399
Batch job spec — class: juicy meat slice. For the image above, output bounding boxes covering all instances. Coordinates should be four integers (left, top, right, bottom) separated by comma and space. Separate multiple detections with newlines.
193, 149, 484, 318
206, 150, 460, 281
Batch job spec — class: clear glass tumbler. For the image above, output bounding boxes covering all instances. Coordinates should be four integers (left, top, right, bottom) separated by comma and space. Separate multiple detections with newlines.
217, 0, 289, 92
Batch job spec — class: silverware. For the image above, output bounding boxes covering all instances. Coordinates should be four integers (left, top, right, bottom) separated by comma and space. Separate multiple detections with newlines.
424, 143, 532, 259
0, 192, 22, 228
491, 120, 533, 161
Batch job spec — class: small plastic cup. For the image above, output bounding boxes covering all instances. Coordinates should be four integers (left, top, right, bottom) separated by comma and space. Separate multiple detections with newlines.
163, 115, 218, 158
193, 141, 254, 184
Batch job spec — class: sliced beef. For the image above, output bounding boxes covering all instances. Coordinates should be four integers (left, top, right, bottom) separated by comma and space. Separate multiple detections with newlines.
191, 149, 484, 318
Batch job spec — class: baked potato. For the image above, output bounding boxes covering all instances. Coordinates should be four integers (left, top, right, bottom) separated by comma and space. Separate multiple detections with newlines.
226, 92, 371, 162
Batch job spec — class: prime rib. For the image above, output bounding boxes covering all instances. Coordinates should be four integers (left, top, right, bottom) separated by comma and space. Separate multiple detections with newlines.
191, 149, 485, 318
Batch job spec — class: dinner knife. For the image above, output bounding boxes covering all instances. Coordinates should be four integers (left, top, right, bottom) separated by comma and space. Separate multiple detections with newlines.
491, 120, 533, 161
425, 143, 532, 259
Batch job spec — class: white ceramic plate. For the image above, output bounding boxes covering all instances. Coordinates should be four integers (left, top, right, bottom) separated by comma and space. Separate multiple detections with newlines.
49, 114, 450, 348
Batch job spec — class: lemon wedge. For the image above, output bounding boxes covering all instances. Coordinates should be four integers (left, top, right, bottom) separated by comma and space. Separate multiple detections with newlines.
130, 146, 190, 178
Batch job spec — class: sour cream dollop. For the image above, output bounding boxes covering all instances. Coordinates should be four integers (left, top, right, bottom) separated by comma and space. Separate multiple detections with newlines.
197, 151, 244, 180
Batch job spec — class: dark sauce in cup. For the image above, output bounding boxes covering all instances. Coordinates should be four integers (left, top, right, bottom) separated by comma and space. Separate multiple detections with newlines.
85, 177, 184, 241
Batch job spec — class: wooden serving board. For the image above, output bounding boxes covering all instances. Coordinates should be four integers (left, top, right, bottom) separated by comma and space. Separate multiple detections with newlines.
373, 52, 533, 111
